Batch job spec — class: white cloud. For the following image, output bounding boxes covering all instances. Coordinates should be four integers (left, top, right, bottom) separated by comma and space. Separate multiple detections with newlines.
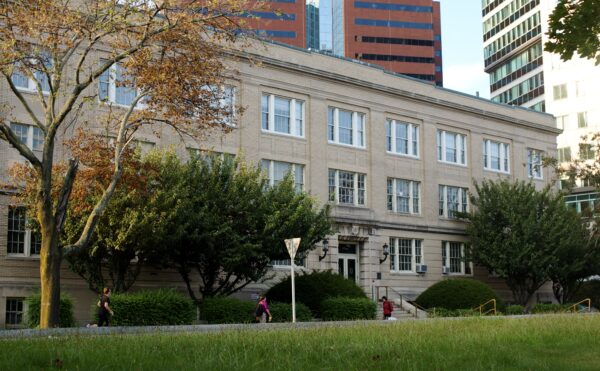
443, 64, 491, 99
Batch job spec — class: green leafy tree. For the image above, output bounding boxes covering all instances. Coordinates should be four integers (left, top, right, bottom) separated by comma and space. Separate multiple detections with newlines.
148, 153, 332, 302
461, 180, 589, 307
545, 0, 600, 64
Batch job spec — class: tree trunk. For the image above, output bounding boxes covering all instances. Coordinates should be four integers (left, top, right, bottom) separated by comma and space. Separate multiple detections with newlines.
39, 224, 62, 328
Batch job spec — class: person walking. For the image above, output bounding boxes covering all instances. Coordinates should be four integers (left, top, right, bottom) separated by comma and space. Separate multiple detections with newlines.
255, 295, 272, 323
98, 287, 114, 327
382, 296, 393, 320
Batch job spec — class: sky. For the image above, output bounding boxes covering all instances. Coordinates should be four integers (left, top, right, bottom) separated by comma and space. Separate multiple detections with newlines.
437, 0, 491, 98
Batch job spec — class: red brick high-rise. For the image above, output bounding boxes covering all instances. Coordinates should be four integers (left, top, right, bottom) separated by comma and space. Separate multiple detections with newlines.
242, 1, 307, 48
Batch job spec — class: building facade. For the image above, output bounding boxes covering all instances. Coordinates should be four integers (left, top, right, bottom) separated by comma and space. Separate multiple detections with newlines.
243, 0, 307, 48
0, 40, 557, 327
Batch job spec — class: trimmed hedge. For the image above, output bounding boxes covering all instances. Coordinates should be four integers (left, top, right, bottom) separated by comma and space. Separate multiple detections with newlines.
429, 308, 481, 318
504, 305, 525, 315
530, 303, 571, 314
415, 279, 503, 311
320, 297, 376, 321
26, 293, 76, 328
201, 297, 312, 324
201, 297, 254, 324
266, 271, 367, 317
105, 289, 195, 326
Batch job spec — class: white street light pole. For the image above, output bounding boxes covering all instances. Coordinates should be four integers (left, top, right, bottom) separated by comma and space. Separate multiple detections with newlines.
284, 238, 301, 323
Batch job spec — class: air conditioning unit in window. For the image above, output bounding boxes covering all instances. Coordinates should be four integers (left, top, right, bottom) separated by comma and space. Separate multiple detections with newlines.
442, 266, 450, 275
416, 264, 428, 274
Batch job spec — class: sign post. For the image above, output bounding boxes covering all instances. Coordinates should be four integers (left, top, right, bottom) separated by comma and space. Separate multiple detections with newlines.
284, 238, 301, 323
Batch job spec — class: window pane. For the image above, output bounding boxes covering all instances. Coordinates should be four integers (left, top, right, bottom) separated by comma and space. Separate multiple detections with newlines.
32, 127, 44, 151
261, 95, 269, 130
294, 164, 304, 191
385, 120, 392, 151
396, 180, 410, 213
412, 125, 418, 156
338, 171, 354, 204
328, 169, 336, 202
7, 206, 26, 254
12, 69, 29, 89
357, 114, 365, 147
357, 173, 365, 205
115, 64, 136, 106
10, 123, 29, 146
328, 108, 335, 141
445, 133, 457, 162
98, 60, 110, 101
295, 101, 303, 136
274, 97, 291, 134
413, 182, 420, 214
273, 161, 292, 185
387, 179, 393, 211
398, 239, 412, 271
338, 110, 353, 145
396, 123, 408, 154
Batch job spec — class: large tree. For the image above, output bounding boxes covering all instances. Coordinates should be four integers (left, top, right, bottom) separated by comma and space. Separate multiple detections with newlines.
148, 152, 333, 302
0, 0, 254, 327
461, 180, 589, 307
545, 0, 600, 64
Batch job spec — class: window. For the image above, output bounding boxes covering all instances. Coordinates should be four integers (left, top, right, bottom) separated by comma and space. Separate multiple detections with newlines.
99, 61, 137, 106
10, 123, 44, 151
387, 178, 420, 215
261, 159, 304, 191
442, 241, 472, 275
558, 147, 571, 162
439, 185, 468, 219
7, 206, 41, 257
328, 169, 366, 206
205, 85, 236, 126
5, 298, 25, 328
579, 144, 595, 161
556, 115, 568, 130
553, 84, 567, 100
11, 57, 52, 93
385, 120, 418, 157
578, 112, 588, 128
437, 130, 467, 165
261, 94, 304, 137
527, 149, 543, 179
483, 139, 510, 173
389, 238, 423, 273
328, 107, 365, 148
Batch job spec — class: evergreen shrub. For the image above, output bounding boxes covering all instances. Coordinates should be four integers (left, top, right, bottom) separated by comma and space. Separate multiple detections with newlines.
320, 297, 376, 321
266, 271, 367, 317
106, 289, 195, 326
504, 305, 525, 315
201, 297, 254, 324
26, 293, 76, 328
572, 280, 600, 309
415, 279, 503, 311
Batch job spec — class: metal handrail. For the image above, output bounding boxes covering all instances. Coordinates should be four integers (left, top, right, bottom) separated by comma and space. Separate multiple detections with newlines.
567, 298, 592, 313
408, 300, 429, 318
473, 299, 497, 315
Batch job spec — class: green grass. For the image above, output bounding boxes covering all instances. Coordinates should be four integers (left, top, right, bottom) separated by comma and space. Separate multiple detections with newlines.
1, 315, 599, 370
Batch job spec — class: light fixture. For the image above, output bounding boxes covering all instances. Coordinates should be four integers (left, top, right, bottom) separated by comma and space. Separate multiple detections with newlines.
318, 238, 329, 261
379, 243, 389, 264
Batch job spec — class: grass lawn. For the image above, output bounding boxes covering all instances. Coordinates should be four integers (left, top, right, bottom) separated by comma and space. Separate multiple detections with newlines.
1, 314, 599, 370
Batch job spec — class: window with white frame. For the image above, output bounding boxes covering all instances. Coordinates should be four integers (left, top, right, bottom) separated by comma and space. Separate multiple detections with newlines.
442, 241, 472, 275
577, 112, 588, 128
439, 185, 468, 219
387, 178, 420, 215
385, 119, 418, 157
389, 238, 423, 272
206, 85, 235, 125
7, 206, 41, 257
437, 130, 467, 165
99, 60, 138, 106
11, 56, 52, 93
261, 159, 304, 191
527, 149, 543, 179
5, 298, 25, 327
483, 139, 510, 173
10, 123, 44, 152
328, 169, 366, 206
261, 94, 304, 137
328, 107, 365, 148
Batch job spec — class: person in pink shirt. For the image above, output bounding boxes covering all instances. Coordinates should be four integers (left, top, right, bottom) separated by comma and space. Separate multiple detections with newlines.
255, 295, 272, 323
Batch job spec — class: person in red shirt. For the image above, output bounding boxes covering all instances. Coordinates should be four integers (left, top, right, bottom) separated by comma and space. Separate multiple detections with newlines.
382, 296, 393, 320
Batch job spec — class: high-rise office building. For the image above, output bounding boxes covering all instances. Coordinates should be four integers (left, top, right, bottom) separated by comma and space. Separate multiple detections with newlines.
318, 0, 443, 85
306, 1, 320, 49
243, 0, 307, 48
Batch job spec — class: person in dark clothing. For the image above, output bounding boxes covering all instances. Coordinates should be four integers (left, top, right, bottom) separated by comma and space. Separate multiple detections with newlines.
382, 296, 393, 320
98, 287, 114, 327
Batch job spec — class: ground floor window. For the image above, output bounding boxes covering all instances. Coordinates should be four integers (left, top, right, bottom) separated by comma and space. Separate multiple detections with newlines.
5, 298, 24, 328
389, 238, 423, 273
441, 241, 472, 275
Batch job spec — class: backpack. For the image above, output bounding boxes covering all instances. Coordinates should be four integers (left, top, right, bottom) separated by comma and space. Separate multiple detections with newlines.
255, 303, 265, 317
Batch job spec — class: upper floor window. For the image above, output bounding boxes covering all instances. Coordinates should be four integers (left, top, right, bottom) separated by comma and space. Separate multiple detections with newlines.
389, 238, 423, 273
442, 241, 472, 275
328, 169, 366, 206
527, 149, 543, 179
578, 112, 588, 128
556, 115, 568, 130
7, 206, 41, 257
261, 94, 304, 137
261, 159, 304, 191
99, 61, 137, 106
439, 185, 468, 219
579, 143, 595, 161
207, 85, 236, 126
483, 139, 510, 173
437, 130, 466, 165
558, 147, 571, 162
387, 178, 420, 215
11, 56, 52, 93
10, 123, 44, 151
385, 119, 418, 157
553, 84, 567, 100
328, 107, 365, 148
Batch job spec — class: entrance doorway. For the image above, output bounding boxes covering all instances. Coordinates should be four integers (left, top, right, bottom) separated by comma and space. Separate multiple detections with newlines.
338, 243, 359, 283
